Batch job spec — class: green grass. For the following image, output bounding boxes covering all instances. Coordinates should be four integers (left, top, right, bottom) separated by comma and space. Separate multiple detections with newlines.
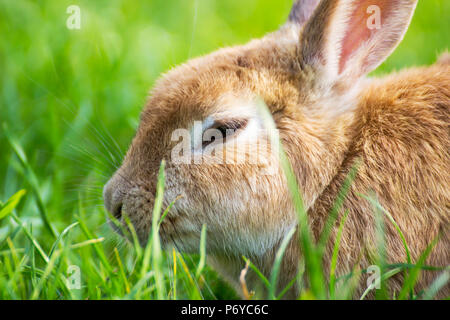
0, 0, 449, 300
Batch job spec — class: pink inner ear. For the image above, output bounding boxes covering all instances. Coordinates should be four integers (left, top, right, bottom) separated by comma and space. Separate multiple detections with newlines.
338, 0, 394, 74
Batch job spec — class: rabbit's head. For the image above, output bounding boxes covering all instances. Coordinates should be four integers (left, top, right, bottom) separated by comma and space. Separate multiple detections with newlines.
104, 0, 417, 256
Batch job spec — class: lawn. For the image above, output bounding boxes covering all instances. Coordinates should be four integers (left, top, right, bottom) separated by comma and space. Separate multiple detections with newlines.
0, 0, 448, 300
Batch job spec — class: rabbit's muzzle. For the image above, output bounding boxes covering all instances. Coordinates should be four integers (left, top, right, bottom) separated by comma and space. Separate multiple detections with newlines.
103, 170, 161, 245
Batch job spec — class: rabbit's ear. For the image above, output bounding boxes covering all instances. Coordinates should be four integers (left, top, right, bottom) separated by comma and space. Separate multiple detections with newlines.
300, 0, 417, 85
288, 0, 321, 26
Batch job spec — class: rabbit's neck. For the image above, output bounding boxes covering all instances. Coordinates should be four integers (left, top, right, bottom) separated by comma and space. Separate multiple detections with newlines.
208, 234, 300, 299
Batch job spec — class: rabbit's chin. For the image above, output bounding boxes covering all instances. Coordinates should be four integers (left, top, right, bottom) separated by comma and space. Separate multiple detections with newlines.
118, 201, 297, 259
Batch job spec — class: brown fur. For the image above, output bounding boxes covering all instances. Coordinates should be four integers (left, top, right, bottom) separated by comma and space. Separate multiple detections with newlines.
104, 0, 449, 299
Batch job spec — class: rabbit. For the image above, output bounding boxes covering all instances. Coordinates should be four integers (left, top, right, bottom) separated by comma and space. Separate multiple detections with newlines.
103, 0, 449, 299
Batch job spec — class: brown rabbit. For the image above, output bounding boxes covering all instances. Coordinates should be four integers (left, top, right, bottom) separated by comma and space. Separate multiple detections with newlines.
104, 0, 449, 299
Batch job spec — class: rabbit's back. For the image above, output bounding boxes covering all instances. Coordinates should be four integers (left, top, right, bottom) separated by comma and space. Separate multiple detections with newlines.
311, 59, 450, 295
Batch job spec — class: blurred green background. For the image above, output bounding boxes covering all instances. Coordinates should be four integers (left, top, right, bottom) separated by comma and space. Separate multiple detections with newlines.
0, 0, 448, 299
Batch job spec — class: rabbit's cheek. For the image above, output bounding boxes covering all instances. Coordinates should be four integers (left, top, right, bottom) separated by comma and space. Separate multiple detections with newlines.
164, 164, 295, 255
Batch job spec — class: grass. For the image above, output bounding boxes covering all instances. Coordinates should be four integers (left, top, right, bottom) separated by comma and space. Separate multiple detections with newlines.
0, 0, 449, 300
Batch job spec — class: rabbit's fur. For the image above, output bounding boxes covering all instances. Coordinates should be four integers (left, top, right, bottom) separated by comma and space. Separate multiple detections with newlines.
104, 0, 449, 298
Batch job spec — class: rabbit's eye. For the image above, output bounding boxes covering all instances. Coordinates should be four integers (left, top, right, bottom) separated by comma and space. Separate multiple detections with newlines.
202, 119, 248, 149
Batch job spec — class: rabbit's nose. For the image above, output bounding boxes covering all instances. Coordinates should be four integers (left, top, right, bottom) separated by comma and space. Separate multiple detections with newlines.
103, 178, 124, 220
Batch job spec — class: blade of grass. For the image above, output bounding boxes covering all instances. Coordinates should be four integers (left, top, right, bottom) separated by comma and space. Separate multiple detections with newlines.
114, 247, 130, 294
422, 268, 450, 300
257, 99, 326, 299
196, 224, 207, 279
76, 214, 113, 273
29, 226, 37, 288
269, 226, 296, 299
398, 236, 439, 300
151, 160, 166, 299
123, 271, 155, 300
360, 267, 403, 300
70, 237, 105, 249
6, 237, 26, 298
3, 123, 57, 238
329, 209, 350, 299
318, 163, 359, 252
242, 256, 271, 290
158, 195, 183, 229
30, 250, 61, 299
120, 213, 143, 259
276, 274, 299, 300
48, 222, 79, 257
172, 247, 177, 300
10, 212, 49, 263
176, 251, 203, 299
359, 193, 413, 298
0, 189, 26, 220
